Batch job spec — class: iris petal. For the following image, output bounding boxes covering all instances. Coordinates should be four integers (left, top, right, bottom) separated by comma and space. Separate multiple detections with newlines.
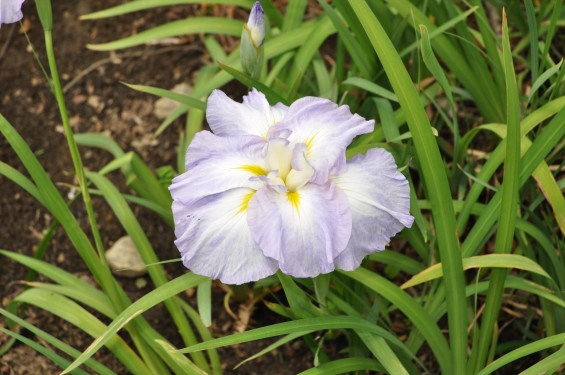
206, 89, 288, 139
247, 183, 352, 278
171, 131, 266, 207
272, 97, 374, 183
334, 149, 414, 270
0, 0, 24, 25
173, 188, 278, 284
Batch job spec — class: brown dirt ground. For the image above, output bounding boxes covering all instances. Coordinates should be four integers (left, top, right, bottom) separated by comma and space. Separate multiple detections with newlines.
0, 1, 313, 374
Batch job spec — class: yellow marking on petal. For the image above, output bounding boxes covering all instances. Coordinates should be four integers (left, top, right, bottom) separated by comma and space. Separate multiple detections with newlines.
306, 135, 316, 158
287, 191, 300, 211
237, 165, 267, 176
236, 191, 256, 215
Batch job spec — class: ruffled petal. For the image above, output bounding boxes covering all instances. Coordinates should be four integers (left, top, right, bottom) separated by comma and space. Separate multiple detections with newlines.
334, 149, 414, 270
247, 183, 352, 278
173, 188, 278, 284
171, 131, 267, 207
272, 97, 374, 183
206, 89, 288, 138
0, 0, 24, 25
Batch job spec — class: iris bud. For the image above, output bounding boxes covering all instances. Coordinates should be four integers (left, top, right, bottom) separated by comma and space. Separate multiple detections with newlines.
241, 1, 265, 79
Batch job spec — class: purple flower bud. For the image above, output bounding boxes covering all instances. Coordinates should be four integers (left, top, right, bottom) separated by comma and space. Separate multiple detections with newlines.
247, 1, 265, 48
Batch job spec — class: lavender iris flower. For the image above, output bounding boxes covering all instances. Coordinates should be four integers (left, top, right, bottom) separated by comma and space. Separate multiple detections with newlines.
170, 89, 414, 284
0, 0, 25, 26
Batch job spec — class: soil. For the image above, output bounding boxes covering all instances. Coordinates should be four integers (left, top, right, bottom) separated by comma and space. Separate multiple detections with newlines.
0, 1, 313, 374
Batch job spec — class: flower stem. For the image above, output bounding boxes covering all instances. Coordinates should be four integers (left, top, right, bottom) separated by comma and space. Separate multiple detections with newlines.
43, 30, 115, 294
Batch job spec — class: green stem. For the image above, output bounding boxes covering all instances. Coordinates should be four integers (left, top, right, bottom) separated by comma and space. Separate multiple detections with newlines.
44, 31, 107, 267
43, 31, 170, 374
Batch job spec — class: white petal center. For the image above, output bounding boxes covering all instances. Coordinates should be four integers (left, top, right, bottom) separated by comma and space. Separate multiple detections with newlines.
265, 137, 313, 192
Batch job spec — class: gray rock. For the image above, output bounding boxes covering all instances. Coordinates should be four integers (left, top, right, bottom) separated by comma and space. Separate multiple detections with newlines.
106, 236, 147, 277
153, 82, 192, 119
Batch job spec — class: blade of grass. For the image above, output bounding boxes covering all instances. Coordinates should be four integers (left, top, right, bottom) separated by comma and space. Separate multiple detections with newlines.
1, 328, 91, 375
287, 16, 335, 99
81, 0, 253, 20
469, 11, 522, 372
87, 18, 243, 51
477, 333, 565, 375
342, 78, 398, 102
461, 107, 565, 259
457, 96, 565, 232
349, 3, 465, 372
0, 308, 115, 375
401, 254, 551, 289
62, 272, 208, 374
74, 132, 125, 158
340, 268, 451, 373
318, 0, 375, 78
123, 83, 206, 111
153, 340, 208, 375
177, 300, 222, 375
85, 171, 209, 371
420, 25, 460, 167
234, 332, 308, 370
15, 289, 152, 375
180, 315, 426, 354
356, 332, 409, 375
524, 0, 539, 84
519, 345, 565, 375
0, 161, 43, 205
216, 61, 289, 105
389, 0, 502, 121
282, 0, 308, 31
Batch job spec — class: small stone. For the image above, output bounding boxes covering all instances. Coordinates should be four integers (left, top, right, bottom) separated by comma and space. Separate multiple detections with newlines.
106, 236, 147, 277
135, 278, 148, 289
153, 83, 192, 119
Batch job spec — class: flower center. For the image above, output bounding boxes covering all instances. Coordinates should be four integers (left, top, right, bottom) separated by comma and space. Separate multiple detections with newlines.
265, 138, 313, 192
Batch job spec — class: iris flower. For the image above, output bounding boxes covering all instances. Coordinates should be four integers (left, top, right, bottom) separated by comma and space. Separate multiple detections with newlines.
0, 0, 25, 26
170, 89, 414, 284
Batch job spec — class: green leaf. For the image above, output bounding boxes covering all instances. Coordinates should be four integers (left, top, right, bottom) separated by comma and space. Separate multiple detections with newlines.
340, 268, 451, 373
216, 61, 290, 105
15, 289, 152, 375
81, 0, 253, 20
282, 0, 308, 31
318, 1, 375, 78
469, 11, 522, 371
0, 161, 43, 205
298, 358, 385, 374
277, 272, 323, 319
342, 77, 398, 102
180, 315, 415, 354
527, 59, 563, 103
62, 273, 208, 374
1, 328, 91, 375
518, 345, 565, 375
402, 254, 552, 289
87, 18, 243, 51
349, 3, 465, 372
85, 171, 207, 370
197, 279, 212, 327
0, 308, 115, 375
124, 82, 206, 111
356, 332, 409, 375
477, 334, 565, 375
